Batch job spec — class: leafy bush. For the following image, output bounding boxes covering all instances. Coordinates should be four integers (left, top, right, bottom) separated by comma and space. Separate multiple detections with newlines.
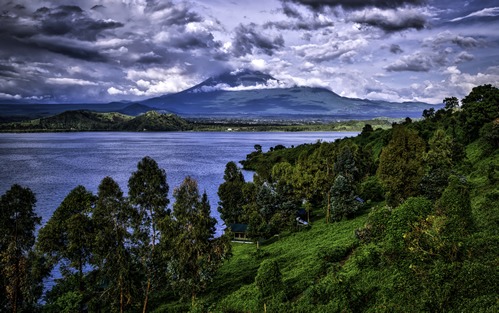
360, 175, 384, 202
255, 260, 284, 299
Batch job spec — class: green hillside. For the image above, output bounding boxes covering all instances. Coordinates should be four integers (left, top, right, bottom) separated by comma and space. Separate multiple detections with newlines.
117, 111, 192, 131
155, 84, 499, 312
0, 110, 192, 132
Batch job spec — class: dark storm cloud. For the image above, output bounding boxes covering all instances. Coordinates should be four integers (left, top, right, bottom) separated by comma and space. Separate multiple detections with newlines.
232, 24, 285, 57
144, 0, 203, 25
34, 5, 124, 42
424, 32, 483, 49
349, 9, 426, 32
136, 53, 164, 64
281, 0, 428, 32
390, 44, 403, 54
264, 19, 334, 31
31, 39, 108, 62
282, 2, 304, 18
168, 30, 221, 50
0, 4, 121, 63
455, 51, 474, 64
0, 64, 19, 79
385, 53, 432, 72
266, 1, 334, 30
283, 0, 426, 10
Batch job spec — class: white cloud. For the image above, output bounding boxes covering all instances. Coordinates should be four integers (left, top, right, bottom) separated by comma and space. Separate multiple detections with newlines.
450, 7, 499, 22
293, 38, 368, 63
107, 87, 126, 95
250, 59, 267, 71
46, 78, 98, 86
0, 92, 22, 100
124, 66, 198, 95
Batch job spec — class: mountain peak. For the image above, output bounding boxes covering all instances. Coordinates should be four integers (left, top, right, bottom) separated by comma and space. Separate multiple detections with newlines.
185, 69, 280, 93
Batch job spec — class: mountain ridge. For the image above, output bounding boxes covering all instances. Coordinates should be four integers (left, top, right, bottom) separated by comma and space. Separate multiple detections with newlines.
141, 69, 439, 119
0, 69, 441, 121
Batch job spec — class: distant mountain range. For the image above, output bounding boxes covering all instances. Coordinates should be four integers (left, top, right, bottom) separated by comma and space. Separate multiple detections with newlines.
0, 70, 441, 122
143, 70, 438, 119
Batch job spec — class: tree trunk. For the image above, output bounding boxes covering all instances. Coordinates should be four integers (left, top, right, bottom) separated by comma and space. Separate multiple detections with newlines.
120, 280, 124, 313
326, 190, 331, 224
142, 279, 151, 313
142, 207, 156, 313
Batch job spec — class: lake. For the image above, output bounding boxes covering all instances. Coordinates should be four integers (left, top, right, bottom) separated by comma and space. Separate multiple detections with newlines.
0, 131, 357, 235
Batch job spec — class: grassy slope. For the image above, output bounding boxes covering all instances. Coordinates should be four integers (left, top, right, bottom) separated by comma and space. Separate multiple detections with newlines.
153, 133, 498, 313
154, 212, 369, 312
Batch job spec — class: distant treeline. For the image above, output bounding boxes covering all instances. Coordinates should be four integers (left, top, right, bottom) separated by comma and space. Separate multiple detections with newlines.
0, 108, 398, 133
0, 110, 192, 132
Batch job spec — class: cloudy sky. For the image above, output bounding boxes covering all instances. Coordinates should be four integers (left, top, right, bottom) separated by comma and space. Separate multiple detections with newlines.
0, 0, 498, 104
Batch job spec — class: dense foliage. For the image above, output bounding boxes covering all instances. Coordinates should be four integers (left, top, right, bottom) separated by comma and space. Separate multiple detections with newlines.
1, 157, 231, 312
213, 84, 498, 312
0, 84, 497, 312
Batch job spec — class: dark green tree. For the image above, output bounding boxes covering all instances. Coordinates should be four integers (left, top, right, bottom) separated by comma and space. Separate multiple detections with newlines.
127, 156, 169, 313
328, 144, 363, 221
422, 108, 435, 119
361, 124, 374, 136
420, 129, 454, 200
217, 161, 246, 225
167, 177, 231, 305
92, 177, 139, 313
37, 185, 95, 312
443, 96, 459, 111
0, 185, 43, 313
330, 175, 360, 221
377, 125, 426, 206
305, 142, 336, 222
255, 259, 284, 309
459, 84, 499, 142
435, 175, 474, 243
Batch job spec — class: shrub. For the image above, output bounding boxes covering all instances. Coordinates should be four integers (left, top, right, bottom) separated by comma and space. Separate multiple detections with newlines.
255, 260, 284, 299
360, 176, 384, 202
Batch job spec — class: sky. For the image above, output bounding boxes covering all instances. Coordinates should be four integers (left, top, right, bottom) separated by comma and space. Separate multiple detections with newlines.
0, 0, 498, 104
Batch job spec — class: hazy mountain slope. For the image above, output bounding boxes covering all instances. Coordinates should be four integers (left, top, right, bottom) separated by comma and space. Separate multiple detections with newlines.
0, 70, 439, 122
143, 70, 437, 119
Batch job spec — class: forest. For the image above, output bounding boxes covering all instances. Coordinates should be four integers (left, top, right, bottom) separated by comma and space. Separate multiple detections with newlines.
0, 84, 498, 312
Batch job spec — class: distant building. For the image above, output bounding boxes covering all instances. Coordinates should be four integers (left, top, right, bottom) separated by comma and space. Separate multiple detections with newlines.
228, 223, 248, 240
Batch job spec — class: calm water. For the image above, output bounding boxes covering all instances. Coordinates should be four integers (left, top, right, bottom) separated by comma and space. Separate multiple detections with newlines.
0, 131, 356, 235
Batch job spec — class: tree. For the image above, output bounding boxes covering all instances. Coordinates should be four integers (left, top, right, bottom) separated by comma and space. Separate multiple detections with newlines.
92, 177, 139, 313
377, 125, 426, 206
255, 259, 284, 309
305, 142, 336, 222
435, 175, 474, 242
217, 161, 246, 225
443, 97, 459, 111
420, 129, 454, 200
166, 177, 231, 305
330, 175, 360, 221
422, 108, 435, 119
0, 185, 42, 313
37, 185, 95, 313
459, 84, 499, 142
361, 124, 374, 136
127, 156, 169, 313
